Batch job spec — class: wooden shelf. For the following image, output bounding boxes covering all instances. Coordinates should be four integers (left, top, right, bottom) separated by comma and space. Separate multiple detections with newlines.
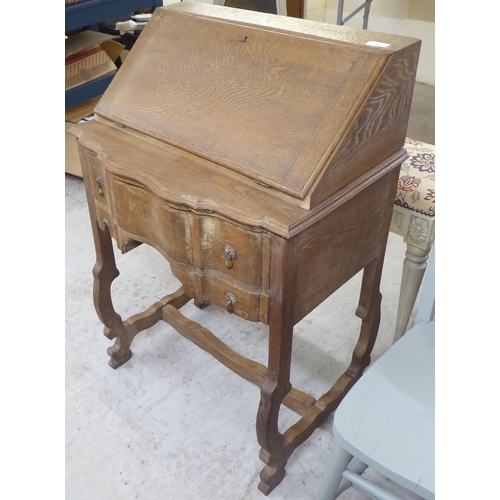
65, 0, 163, 109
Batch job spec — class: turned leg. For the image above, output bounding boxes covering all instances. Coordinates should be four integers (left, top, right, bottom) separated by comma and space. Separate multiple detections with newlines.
393, 244, 431, 343
336, 458, 369, 497
256, 237, 295, 495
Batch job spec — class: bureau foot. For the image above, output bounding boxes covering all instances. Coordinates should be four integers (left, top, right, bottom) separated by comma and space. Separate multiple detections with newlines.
258, 463, 286, 496
256, 375, 291, 495
194, 300, 209, 310
106, 338, 132, 369
104, 321, 135, 369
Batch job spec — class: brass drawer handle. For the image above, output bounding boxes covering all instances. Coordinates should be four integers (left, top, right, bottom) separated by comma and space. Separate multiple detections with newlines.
225, 292, 237, 314
96, 176, 104, 196
224, 245, 236, 270
103, 218, 110, 233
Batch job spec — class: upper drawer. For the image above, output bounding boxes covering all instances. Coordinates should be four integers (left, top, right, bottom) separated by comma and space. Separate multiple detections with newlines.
110, 178, 271, 289
84, 151, 109, 204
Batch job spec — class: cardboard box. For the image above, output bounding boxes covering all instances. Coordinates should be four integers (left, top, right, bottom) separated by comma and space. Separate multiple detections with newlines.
65, 31, 124, 90
65, 97, 101, 177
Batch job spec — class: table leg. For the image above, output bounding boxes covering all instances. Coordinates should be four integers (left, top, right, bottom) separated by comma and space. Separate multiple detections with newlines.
256, 237, 295, 495
92, 221, 193, 368
393, 244, 431, 342
256, 321, 294, 495
91, 221, 133, 369
349, 252, 385, 377
255, 241, 387, 495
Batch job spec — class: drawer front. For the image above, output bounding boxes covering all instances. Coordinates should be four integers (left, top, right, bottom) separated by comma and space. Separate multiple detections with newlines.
171, 262, 269, 324
94, 203, 119, 242
110, 178, 270, 289
195, 215, 269, 288
112, 179, 193, 264
85, 151, 109, 205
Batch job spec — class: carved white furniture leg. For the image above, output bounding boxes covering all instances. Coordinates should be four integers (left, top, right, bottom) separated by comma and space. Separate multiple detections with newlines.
390, 138, 435, 341
394, 244, 430, 342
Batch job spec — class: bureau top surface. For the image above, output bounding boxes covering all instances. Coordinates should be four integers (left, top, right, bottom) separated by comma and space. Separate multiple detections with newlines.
73, 119, 406, 238
95, 2, 419, 203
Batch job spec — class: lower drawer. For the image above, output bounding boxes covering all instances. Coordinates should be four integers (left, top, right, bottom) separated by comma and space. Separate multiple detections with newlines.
171, 262, 269, 324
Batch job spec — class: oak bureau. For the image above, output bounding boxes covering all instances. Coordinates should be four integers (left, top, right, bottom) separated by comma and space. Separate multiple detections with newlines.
71, 2, 421, 495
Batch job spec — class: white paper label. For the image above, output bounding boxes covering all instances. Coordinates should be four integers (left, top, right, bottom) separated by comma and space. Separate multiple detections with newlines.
366, 41, 390, 48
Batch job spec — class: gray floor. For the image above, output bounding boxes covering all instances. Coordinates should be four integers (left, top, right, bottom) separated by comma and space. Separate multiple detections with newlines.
65, 82, 434, 499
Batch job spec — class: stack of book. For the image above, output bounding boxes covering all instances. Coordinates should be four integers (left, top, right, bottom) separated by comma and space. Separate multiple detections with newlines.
65, 30, 124, 91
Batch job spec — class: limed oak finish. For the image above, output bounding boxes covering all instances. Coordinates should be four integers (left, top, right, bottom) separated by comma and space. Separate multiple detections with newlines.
71, 3, 420, 495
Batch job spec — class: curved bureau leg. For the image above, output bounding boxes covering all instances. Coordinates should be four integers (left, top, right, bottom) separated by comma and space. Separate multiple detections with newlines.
256, 246, 387, 495
256, 347, 292, 495
92, 222, 192, 368
256, 236, 295, 495
349, 253, 384, 377
91, 222, 132, 369
393, 244, 431, 343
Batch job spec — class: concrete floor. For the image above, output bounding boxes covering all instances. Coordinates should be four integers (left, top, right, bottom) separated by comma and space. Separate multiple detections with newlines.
65, 75, 434, 500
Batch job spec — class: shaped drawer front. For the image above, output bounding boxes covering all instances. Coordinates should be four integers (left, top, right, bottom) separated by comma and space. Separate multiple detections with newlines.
111, 179, 192, 264
194, 215, 269, 288
170, 262, 269, 324
85, 151, 109, 205
109, 178, 271, 289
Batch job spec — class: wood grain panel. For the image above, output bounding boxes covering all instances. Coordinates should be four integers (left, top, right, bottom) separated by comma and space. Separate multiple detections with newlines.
196, 215, 269, 288
164, 3, 419, 52
283, 50, 387, 198
95, 8, 384, 198
293, 166, 400, 323
73, 121, 308, 238
306, 41, 421, 208
111, 178, 193, 265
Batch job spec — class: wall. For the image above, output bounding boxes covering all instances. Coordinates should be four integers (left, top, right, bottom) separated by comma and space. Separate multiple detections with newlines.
324, 0, 435, 85
304, 0, 328, 21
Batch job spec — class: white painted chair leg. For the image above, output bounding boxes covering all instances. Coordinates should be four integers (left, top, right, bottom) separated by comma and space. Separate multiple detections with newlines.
415, 245, 435, 324
317, 443, 354, 500
393, 244, 431, 343
336, 458, 369, 497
